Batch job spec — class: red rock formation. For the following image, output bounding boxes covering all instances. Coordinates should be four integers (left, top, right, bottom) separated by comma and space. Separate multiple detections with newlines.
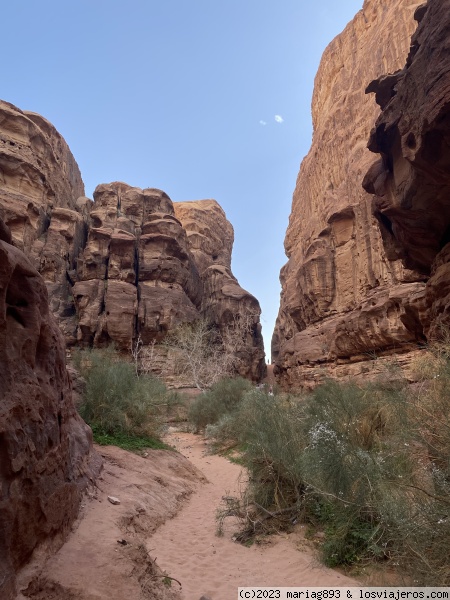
73, 182, 202, 349
175, 200, 266, 381
72, 187, 266, 381
0, 100, 88, 343
0, 101, 265, 381
364, 0, 450, 342
0, 219, 100, 600
273, 0, 424, 389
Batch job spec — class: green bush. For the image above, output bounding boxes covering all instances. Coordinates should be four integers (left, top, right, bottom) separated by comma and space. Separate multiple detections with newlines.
74, 348, 167, 442
188, 376, 252, 432
207, 372, 450, 583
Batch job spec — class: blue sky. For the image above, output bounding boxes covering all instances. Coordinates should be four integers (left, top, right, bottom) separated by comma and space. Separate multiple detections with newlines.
3, 0, 363, 357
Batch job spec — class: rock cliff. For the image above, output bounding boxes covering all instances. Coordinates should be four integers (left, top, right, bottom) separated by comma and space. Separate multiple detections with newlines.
0, 100, 89, 343
0, 219, 101, 600
0, 100, 265, 381
273, 0, 424, 388
175, 200, 265, 381
364, 0, 450, 344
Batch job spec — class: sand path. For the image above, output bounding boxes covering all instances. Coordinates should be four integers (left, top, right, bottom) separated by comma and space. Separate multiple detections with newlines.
148, 431, 359, 600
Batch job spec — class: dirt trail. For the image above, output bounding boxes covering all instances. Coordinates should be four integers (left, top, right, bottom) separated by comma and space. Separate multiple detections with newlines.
15, 433, 359, 600
149, 431, 359, 600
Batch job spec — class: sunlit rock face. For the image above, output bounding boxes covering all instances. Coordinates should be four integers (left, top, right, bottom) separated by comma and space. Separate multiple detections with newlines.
364, 0, 450, 343
0, 219, 101, 600
0, 100, 265, 380
273, 0, 423, 389
0, 100, 88, 343
175, 200, 266, 381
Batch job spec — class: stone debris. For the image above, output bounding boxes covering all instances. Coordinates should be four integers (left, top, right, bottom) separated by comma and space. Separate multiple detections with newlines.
108, 496, 121, 505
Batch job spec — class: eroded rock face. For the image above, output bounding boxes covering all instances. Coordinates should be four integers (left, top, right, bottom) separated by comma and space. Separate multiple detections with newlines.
73, 183, 202, 349
175, 200, 266, 381
273, 0, 423, 389
0, 101, 84, 255
364, 0, 450, 342
0, 220, 100, 600
0, 101, 265, 381
0, 100, 88, 343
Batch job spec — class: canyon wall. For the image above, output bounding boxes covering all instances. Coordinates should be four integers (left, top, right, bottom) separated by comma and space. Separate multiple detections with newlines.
0, 220, 101, 600
0, 100, 265, 381
364, 0, 450, 344
0, 98, 265, 595
73, 186, 265, 381
273, 0, 425, 388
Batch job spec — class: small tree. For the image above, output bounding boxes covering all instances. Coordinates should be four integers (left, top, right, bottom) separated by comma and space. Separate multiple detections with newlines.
161, 315, 258, 390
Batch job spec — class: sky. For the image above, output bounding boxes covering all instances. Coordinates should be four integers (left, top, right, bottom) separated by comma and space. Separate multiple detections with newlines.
2, 0, 363, 357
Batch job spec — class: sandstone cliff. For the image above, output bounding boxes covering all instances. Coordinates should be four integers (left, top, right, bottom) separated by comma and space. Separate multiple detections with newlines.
175, 200, 265, 381
73, 185, 265, 381
364, 0, 450, 345
273, 0, 424, 388
0, 219, 101, 600
0, 100, 89, 343
0, 100, 265, 381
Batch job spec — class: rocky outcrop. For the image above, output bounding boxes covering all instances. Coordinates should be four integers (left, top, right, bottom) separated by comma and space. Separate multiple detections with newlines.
0, 101, 265, 381
0, 219, 100, 600
0, 100, 88, 343
273, 0, 423, 389
73, 183, 202, 350
175, 200, 266, 381
364, 0, 450, 342
72, 189, 265, 381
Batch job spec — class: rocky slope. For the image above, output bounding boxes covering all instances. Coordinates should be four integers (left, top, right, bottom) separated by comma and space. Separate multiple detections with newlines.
0, 100, 265, 382
364, 0, 450, 344
0, 219, 101, 600
273, 0, 424, 388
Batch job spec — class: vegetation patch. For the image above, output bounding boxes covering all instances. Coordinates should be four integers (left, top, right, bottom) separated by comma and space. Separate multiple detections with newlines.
199, 344, 450, 585
74, 347, 172, 450
90, 426, 172, 451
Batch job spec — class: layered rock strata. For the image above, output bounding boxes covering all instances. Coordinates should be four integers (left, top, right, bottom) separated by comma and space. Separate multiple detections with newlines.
0, 219, 100, 600
0, 101, 265, 381
364, 0, 450, 343
273, 0, 424, 388
73, 183, 202, 350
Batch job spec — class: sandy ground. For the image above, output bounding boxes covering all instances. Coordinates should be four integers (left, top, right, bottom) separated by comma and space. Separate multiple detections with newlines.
148, 431, 359, 599
16, 432, 359, 600
16, 444, 204, 600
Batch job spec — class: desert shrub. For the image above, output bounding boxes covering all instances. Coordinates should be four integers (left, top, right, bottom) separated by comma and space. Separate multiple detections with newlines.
74, 347, 167, 442
392, 344, 450, 584
208, 374, 450, 581
298, 380, 409, 566
188, 376, 252, 432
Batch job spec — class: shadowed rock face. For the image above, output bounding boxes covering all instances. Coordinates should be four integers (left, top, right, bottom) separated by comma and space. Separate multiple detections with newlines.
0, 219, 101, 600
73, 189, 266, 381
364, 0, 450, 342
73, 183, 202, 349
273, 0, 423, 389
0, 101, 265, 381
